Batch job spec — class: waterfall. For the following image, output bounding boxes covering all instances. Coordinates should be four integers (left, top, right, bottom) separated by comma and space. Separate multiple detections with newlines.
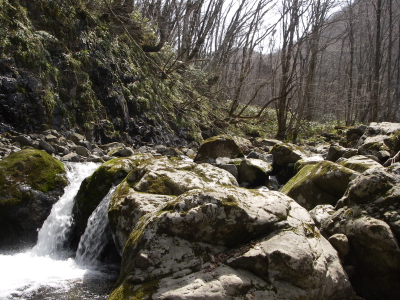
32, 162, 100, 258
75, 186, 117, 267
0, 162, 105, 299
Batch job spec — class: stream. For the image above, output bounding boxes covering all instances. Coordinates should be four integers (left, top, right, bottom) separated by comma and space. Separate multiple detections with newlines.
0, 162, 119, 300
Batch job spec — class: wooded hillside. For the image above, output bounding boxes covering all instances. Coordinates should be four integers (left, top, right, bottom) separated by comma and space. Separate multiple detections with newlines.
1, 0, 399, 143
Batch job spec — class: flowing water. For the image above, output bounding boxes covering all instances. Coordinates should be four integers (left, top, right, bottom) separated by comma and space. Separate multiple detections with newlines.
0, 162, 119, 300
75, 186, 117, 267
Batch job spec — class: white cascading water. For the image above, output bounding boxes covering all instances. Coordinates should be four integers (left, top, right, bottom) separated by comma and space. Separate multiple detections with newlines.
32, 162, 100, 258
75, 186, 117, 267
0, 162, 102, 299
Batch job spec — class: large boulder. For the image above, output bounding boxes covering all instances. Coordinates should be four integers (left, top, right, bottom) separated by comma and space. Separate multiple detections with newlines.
194, 135, 244, 163
126, 157, 238, 195
270, 143, 310, 183
109, 187, 354, 300
337, 155, 384, 173
336, 165, 400, 240
0, 149, 68, 250
237, 158, 273, 187
108, 157, 239, 255
311, 163, 400, 300
69, 154, 152, 249
356, 122, 400, 162
318, 207, 400, 300
281, 161, 359, 210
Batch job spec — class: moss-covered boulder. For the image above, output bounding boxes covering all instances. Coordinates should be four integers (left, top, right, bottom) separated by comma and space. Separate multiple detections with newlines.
194, 135, 244, 163
337, 155, 384, 173
109, 187, 353, 300
281, 161, 359, 210
69, 154, 152, 249
269, 143, 310, 183
356, 123, 400, 162
326, 144, 348, 162
336, 166, 400, 211
385, 130, 400, 155
0, 149, 67, 250
108, 188, 174, 255
127, 157, 238, 195
108, 156, 239, 254
294, 156, 324, 172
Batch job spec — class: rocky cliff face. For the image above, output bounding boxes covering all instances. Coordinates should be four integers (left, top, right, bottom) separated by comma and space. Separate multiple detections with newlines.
0, 0, 199, 146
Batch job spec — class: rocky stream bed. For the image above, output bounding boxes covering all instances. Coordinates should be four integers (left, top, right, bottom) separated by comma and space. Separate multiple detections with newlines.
1, 122, 400, 300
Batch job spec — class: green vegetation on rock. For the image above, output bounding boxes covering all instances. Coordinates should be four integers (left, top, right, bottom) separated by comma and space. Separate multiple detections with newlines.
0, 149, 66, 199
282, 161, 359, 210
0, 149, 67, 249
72, 154, 151, 238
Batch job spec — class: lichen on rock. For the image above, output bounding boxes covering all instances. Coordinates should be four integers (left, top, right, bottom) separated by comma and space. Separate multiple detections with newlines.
109, 186, 353, 300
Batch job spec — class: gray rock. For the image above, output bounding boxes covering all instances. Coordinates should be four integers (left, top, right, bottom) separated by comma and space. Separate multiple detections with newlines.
75, 146, 91, 157
57, 146, 70, 155
294, 156, 324, 172
67, 132, 86, 144
215, 157, 231, 165
270, 143, 310, 166
39, 139, 56, 154
247, 150, 274, 165
12, 135, 33, 146
44, 134, 58, 143
127, 157, 238, 195
61, 152, 81, 162
218, 164, 238, 179
281, 161, 359, 210
194, 135, 244, 163
328, 233, 350, 259
270, 143, 310, 183
87, 155, 104, 163
92, 147, 105, 157
338, 155, 384, 173
100, 142, 125, 152
238, 158, 273, 187
322, 208, 400, 300
109, 187, 353, 300
116, 147, 135, 157
77, 140, 93, 150
109, 189, 174, 255
309, 204, 335, 229
326, 144, 347, 162
185, 149, 196, 156
155, 145, 167, 153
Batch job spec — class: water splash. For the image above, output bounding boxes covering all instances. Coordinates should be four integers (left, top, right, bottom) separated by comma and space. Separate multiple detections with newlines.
75, 186, 117, 267
32, 162, 100, 258
0, 162, 106, 299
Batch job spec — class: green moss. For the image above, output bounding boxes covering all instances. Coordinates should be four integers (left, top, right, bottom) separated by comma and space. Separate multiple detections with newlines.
109, 280, 160, 300
75, 156, 149, 232
282, 161, 358, 210
139, 174, 182, 195
221, 195, 239, 207
388, 130, 400, 153
0, 149, 66, 195
281, 165, 314, 195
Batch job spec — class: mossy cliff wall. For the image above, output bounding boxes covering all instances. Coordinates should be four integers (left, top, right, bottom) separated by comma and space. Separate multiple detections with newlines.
0, 0, 201, 145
